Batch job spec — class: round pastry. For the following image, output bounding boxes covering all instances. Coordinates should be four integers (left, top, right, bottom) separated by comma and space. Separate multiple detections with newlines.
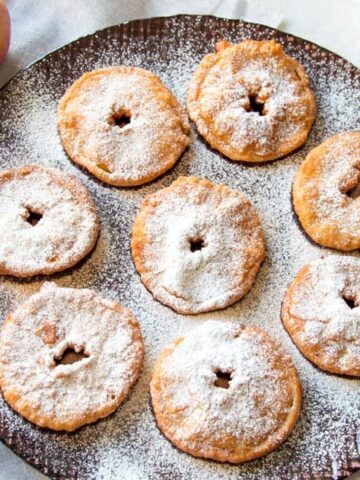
57, 66, 190, 186
293, 131, 360, 251
0, 283, 144, 431
131, 176, 266, 314
0, 165, 99, 277
282, 256, 360, 376
187, 39, 316, 162
151, 320, 302, 463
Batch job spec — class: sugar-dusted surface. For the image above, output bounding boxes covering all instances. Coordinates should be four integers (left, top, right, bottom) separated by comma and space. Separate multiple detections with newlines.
0, 166, 99, 277
284, 256, 360, 376
293, 132, 360, 251
150, 321, 301, 462
0, 15, 359, 480
132, 176, 265, 314
187, 40, 316, 161
57, 67, 190, 186
0, 283, 143, 431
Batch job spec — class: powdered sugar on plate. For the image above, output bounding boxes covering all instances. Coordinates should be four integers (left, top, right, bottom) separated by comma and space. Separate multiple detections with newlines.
0, 15, 359, 480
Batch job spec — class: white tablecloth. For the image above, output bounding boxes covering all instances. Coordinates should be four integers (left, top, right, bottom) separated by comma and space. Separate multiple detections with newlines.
0, 0, 359, 478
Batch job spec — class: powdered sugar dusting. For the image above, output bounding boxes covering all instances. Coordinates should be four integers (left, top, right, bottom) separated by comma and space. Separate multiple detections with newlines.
0, 283, 143, 429
0, 166, 99, 276
133, 176, 265, 313
58, 67, 190, 185
151, 321, 299, 452
314, 133, 360, 234
194, 50, 311, 157
288, 256, 360, 371
0, 15, 359, 480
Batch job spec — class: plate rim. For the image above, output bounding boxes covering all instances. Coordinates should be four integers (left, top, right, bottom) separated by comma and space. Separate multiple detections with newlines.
0, 13, 359, 95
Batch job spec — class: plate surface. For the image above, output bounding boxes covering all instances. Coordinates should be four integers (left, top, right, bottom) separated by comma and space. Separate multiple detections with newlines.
0, 14, 359, 480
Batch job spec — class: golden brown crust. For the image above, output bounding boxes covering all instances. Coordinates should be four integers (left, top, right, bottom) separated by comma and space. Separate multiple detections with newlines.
151, 322, 302, 463
0, 165, 99, 277
187, 39, 316, 162
0, 284, 144, 431
281, 258, 360, 376
293, 131, 360, 251
57, 66, 190, 186
131, 176, 266, 314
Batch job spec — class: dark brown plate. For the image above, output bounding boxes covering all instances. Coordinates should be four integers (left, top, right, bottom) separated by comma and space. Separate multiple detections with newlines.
0, 14, 359, 480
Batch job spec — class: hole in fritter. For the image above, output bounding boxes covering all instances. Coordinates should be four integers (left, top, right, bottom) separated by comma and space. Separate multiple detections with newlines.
113, 112, 131, 129
26, 208, 43, 226
189, 238, 205, 252
342, 294, 357, 309
345, 182, 360, 199
340, 169, 360, 199
214, 369, 232, 389
247, 95, 265, 115
54, 346, 89, 366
